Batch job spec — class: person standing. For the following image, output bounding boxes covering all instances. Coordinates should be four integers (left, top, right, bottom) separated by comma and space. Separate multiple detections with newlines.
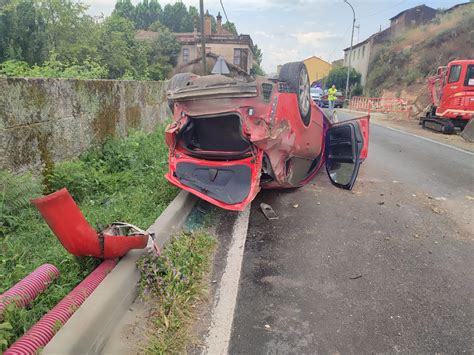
328, 84, 337, 110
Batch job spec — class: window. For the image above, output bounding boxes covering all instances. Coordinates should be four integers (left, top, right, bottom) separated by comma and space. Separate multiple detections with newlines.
448, 64, 461, 83
357, 48, 360, 59
464, 65, 474, 86
182, 48, 190, 63
362, 45, 365, 58
233, 48, 241, 66
233, 48, 249, 71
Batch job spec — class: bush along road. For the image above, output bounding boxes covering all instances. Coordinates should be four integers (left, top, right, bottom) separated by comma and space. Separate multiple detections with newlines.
0, 126, 177, 350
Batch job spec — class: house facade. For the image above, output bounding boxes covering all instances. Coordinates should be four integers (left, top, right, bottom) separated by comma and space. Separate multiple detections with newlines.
175, 13, 253, 74
389, 4, 437, 38
343, 28, 391, 86
136, 13, 254, 75
303, 56, 332, 85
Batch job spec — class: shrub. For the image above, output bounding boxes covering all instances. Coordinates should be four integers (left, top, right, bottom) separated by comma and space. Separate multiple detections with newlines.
1, 125, 177, 348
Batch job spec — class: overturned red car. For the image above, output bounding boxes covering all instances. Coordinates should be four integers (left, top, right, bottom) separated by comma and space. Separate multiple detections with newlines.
165, 62, 369, 211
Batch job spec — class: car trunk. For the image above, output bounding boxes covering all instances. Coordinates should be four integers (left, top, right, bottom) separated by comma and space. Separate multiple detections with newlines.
178, 113, 252, 160
167, 113, 262, 210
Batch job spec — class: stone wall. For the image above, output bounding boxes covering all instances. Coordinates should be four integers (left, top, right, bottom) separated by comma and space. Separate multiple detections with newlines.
0, 78, 170, 174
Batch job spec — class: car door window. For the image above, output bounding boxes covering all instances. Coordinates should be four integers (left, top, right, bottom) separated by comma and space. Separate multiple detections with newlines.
325, 117, 369, 190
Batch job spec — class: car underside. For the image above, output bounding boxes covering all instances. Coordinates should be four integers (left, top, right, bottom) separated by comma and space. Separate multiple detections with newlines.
165, 63, 370, 211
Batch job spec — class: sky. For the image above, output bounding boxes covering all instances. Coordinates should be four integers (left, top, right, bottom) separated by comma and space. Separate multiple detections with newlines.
84, 0, 465, 73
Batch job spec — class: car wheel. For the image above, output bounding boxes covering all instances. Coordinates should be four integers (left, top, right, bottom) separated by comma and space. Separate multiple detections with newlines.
279, 62, 311, 126
167, 73, 198, 113
167, 72, 197, 92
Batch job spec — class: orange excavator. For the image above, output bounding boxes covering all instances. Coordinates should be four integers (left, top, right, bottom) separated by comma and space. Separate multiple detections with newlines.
420, 59, 474, 134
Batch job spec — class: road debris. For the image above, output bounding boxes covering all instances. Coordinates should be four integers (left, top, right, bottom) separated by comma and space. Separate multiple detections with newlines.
293, 204, 299, 208
465, 195, 474, 200
435, 197, 447, 201
431, 206, 442, 214
264, 324, 271, 330
349, 274, 363, 280
378, 201, 385, 205
260, 203, 279, 220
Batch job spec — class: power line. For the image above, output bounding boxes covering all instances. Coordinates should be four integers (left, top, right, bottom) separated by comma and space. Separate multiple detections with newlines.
359, 0, 407, 19
327, 23, 352, 62
220, 0, 230, 22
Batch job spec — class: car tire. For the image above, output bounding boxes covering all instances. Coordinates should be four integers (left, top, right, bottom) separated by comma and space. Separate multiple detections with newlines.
167, 73, 198, 113
279, 62, 311, 126
167, 72, 197, 92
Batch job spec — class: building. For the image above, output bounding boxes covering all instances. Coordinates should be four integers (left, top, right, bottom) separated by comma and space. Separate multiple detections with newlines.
343, 28, 391, 86
389, 4, 437, 38
331, 59, 344, 67
343, 4, 437, 87
303, 56, 332, 85
137, 12, 254, 75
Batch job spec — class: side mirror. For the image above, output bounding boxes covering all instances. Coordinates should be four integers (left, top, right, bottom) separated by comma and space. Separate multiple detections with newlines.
325, 122, 364, 190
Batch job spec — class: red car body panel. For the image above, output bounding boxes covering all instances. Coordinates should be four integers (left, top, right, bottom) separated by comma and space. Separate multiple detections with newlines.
165, 75, 369, 211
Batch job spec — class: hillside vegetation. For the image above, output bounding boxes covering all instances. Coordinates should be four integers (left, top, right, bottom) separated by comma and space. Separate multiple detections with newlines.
365, 3, 474, 114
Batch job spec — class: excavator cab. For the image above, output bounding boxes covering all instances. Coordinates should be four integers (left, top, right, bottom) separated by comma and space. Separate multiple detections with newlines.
422, 60, 474, 134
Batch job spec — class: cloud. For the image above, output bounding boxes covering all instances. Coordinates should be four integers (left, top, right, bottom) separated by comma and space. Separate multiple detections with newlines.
254, 29, 338, 72
291, 31, 337, 45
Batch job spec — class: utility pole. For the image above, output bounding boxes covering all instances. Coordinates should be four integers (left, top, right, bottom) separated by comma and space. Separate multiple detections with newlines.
344, 0, 356, 101
199, 0, 207, 75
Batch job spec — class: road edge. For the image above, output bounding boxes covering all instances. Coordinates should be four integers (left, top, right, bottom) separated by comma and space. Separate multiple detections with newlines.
43, 190, 198, 355
205, 205, 251, 354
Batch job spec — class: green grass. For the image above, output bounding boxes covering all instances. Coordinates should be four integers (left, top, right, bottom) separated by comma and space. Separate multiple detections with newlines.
0, 126, 177, 350
137, 231, 216, 354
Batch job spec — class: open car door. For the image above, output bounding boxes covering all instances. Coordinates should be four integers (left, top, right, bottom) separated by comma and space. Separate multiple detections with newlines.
325, 117, 369, 190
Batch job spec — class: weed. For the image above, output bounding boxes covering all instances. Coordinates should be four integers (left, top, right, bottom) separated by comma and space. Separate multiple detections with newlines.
137, 231, 216, 354
0, 125, 177, 348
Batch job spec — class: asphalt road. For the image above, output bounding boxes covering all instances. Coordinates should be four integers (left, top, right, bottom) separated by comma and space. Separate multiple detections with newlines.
228, 119, 474, 353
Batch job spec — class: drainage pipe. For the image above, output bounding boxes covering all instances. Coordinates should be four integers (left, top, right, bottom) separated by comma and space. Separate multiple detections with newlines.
0, 264, 59, 315
4, 259, 116, 354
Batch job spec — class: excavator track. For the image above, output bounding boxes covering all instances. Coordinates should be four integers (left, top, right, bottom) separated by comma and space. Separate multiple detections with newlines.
421, 117, 455, 134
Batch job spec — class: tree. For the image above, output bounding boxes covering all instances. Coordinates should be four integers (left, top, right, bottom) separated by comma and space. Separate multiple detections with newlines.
134, 0, 149, 29
98, 14, 139, 79
147, 0, 162, 28
37, 0, 96, 61
223, 22, 238, 35
324, 66, 361, 94
0, 0, 48, 65
112, 0, 135, 23
146, 24, 180, 80
161, 2, 193, 32
250, 44, 265, 76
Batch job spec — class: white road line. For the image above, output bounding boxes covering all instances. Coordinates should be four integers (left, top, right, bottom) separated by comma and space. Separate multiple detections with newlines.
205, 205, 251, 355
372, 122, 474, 156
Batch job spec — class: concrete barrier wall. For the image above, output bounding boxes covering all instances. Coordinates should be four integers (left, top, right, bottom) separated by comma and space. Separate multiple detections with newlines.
0, 78, 169, 174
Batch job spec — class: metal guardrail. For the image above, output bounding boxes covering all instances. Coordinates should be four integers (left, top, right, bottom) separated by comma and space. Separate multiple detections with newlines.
350, 96, 413, 118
